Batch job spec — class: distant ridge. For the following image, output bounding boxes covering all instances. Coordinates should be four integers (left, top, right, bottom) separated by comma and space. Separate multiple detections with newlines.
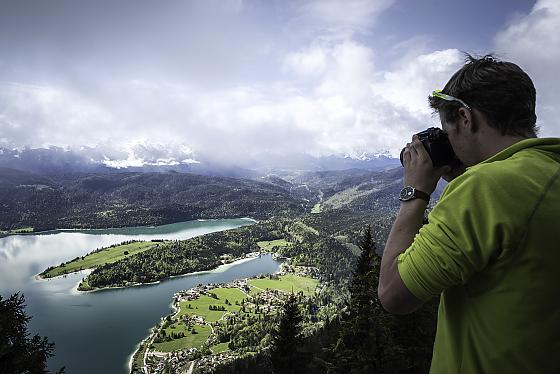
0, 146, 399, 177
0, 169, 308, 231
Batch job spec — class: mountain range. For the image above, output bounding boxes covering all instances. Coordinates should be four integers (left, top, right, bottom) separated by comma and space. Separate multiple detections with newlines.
0, 145, 400, 178
0, 143, 451, 235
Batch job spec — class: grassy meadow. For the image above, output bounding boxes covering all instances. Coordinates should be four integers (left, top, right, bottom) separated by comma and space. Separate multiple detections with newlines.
256, 239, 291, 251
42, 241, 158, 278
152, 324, 212, 353
248, 274, 319, 296
151, 275, 318, 353
0, 226, 34, 236
176, 287, 248, 323
311, 203, 322, 213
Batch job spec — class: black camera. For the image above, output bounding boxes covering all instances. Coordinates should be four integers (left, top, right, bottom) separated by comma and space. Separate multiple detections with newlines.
400, 127, 461, 168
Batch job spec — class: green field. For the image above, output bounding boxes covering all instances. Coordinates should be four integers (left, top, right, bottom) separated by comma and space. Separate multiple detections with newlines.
256, 239, 291, 251
249, 274, 319, 296
77, 279, 93, 291
153, 287, 248, 352
11, 227, 34, 233
176, 287, 248, 322
149, 276, 319, 353
152, 324, 212, 353
0, 227, 34, 235
210, 342, 230, 354
311, 203, 322, 213
42, 241, 158, 278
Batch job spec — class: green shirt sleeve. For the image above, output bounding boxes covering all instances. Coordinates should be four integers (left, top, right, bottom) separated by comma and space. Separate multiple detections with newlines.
397, 166, 523, 301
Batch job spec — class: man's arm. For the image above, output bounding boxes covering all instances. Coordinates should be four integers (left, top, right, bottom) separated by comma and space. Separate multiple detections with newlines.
378, 136, 448, 314
378, 199, 426, 314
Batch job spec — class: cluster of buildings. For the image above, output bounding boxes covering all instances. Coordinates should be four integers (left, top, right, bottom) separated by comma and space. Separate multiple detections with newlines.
141, 262, 319, 374
145, 348, 195, 374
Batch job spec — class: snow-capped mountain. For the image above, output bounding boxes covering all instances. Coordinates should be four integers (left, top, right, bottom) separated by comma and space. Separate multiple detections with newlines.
0, 143, 399, 177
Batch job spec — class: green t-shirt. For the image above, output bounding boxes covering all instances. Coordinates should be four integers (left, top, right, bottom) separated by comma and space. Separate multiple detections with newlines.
397, 138, 560, 373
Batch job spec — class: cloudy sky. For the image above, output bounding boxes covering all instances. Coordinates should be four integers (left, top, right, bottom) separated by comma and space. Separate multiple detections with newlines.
0, 0, 557, 166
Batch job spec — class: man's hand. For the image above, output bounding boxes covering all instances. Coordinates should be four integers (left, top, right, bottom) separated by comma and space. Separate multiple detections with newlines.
401, 135, 451, 193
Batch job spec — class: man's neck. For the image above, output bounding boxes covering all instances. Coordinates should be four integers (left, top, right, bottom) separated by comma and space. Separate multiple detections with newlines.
477, 133, 533, 163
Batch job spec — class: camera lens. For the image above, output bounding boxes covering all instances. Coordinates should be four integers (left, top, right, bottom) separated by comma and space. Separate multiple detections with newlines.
400, 127, 459, 167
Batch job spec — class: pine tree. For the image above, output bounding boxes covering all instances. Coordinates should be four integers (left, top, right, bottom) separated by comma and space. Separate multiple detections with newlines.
269, 292, 305, 374
328, 225, 390, 373
349, 225, 377, 315
0, 293, 65, 373
325, 225, 438, 374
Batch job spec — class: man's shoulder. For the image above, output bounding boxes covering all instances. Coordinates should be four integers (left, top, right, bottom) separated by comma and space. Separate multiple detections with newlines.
444, 147, 554, 197
436, 149, 557, 226
441, 162, 509, 200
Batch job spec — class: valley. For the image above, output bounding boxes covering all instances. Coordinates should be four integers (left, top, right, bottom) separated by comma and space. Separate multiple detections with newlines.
1, 164, 438, 374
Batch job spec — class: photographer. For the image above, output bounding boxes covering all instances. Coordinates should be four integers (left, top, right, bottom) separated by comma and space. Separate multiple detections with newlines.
378, 55, 560, 373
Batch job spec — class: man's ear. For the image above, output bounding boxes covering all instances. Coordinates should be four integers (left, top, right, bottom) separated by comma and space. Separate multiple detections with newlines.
458, 107, 478, 133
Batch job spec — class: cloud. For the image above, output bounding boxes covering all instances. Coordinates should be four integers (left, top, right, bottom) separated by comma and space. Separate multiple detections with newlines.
371, 49, 464, 116
299, 0, 395, 35
283, 45, 329, 76
223, 45, 464, 158
0, 40, 466, 163
278, 0, 396, 45
283, 40, 376, 97
0, 83, 116, 148
9, 1, 539, 167
99, 141, 199, 169
495, 0, 560, 136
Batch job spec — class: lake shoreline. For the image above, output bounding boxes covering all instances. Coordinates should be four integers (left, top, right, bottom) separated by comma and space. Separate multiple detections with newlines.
2, 216, 259, 238
126, 253, 275, 373
128, 262, 282, 373
129, 265, 325, 374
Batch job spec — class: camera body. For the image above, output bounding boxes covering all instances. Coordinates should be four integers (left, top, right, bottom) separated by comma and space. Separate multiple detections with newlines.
400, 127, 461, 168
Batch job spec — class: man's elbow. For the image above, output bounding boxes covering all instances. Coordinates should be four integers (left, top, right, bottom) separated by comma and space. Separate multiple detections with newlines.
378, 285, 405, 315
378, 284, 422, 315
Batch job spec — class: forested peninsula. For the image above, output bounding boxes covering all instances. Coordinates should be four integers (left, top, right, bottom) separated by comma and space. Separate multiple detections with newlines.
38, 207, 396, 293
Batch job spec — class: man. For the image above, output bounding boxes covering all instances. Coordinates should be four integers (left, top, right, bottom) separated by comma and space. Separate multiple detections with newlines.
378, 55, 560, 373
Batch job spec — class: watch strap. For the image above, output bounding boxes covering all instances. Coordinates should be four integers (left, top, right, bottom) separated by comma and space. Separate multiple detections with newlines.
413, 188, 430, 203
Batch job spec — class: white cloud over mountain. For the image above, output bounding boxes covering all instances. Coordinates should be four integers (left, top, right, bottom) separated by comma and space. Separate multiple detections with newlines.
0, 0, 556, 167
0, 42, 463, 162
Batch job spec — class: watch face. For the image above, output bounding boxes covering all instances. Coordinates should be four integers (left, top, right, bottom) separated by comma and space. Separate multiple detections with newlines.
399, 186, 415, 201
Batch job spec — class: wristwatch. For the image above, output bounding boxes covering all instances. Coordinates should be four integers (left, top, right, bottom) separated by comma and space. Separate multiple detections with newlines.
399, 186, 430, 203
